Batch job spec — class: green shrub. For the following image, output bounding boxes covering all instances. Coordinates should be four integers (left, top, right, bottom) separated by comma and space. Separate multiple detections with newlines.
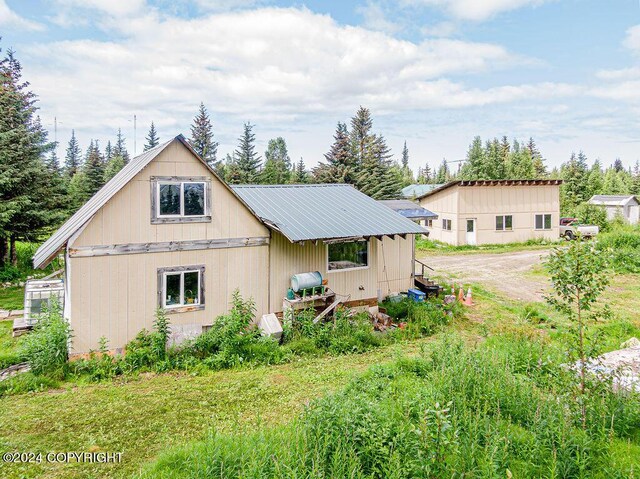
575, 202, 609, 232
595, 225, 640, 273
20, 299, 71, 377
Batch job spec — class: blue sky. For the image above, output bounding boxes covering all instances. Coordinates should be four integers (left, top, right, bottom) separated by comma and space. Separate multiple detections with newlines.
1, 0, 639, 172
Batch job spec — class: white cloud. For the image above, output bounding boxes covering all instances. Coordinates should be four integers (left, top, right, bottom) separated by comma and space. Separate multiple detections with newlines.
54, 0, 147, 16
0, 0, 44, 31
421, 21, 457, 37
357, 2, 401, 34
623, 24, 640, 52
404, 0, 551, 21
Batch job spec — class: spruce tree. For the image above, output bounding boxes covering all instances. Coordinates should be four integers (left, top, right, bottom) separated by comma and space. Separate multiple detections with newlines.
291, 158, 309, 184
80, 140, 105, 198
189, 102, 218, 166
232, 122, 262, 184
560, 152, 589, 215
586, 160, 604, 197
527, 137, 547, 177
632, 160, 640, 195
313, 122, 354, 184
460, 136, 486, 179
399, 141, 413, 186
417, 163, 432, 184
0, 46, 65, 266
507, 139, 535, 179
434, 159, 450, 184
260, 137, 291, 184
104, 155, 125, 182
113, 128, 130, 163
64, 129, 82, 178
401, 141, 409, 169
144, 121, 160, 151
105, 140, 113, 161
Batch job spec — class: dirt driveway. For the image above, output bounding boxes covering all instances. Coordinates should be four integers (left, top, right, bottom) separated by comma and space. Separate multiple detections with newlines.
419, 249, 551, 302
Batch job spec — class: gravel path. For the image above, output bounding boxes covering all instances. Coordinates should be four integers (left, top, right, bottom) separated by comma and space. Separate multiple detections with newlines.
419, 249, 551, 302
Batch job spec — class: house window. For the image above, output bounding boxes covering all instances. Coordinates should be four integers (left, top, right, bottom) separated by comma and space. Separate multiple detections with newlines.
496, 215, 513, 231
328, 240, 368, 271
425, 219, 433, 227
151, 177, 211, 224
535, 214, 552, 230
442, 219, 452, 231
157, 265, 205, 312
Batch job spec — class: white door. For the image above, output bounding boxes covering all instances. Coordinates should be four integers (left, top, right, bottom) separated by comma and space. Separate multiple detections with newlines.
466, 219, 476, 245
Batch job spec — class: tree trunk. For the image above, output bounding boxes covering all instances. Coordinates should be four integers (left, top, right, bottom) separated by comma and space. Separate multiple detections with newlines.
0, 236, 6, 269
9, 235, 17, 267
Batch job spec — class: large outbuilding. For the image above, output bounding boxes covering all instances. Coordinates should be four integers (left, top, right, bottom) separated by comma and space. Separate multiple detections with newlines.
417, 179, 562, 246
31, 135, 426, 354
588, 195, 639, 224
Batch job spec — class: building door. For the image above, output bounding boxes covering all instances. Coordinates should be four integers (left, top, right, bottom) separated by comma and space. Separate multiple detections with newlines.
466, 219, 476, 245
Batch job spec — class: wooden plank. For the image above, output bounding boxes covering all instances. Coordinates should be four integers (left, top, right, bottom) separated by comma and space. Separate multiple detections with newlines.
69, 236, 270, 258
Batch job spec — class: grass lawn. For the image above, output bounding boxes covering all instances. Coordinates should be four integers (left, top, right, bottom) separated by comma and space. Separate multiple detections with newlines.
0, 338, 435, 479
415, 237, 561, 255
0, 320, 23, 368
0, 287, 24, 311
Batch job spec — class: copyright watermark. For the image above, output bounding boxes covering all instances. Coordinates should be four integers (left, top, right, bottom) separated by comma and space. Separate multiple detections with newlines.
3, 451, 122, 464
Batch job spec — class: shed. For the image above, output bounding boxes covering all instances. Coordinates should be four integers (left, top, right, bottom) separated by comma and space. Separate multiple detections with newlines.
33, 136, 427, 354
417, 179, 562, 246
379, 199, 438, 221
588, 195, 639, 224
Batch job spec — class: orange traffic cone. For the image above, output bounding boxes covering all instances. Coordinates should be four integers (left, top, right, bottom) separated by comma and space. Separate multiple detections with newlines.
457, 287, 464, 302
463, 287, 474, 306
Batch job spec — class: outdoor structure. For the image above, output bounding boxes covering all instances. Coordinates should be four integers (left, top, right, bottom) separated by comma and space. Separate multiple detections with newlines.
32, 135, 426, 354
379, 199, 438, 224
589, 195, 639, 224
401, 183, 443, 199
417, 179, 562, 246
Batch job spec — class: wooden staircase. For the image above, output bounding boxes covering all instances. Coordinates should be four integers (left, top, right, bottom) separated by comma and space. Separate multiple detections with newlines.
413, 259, 443, 298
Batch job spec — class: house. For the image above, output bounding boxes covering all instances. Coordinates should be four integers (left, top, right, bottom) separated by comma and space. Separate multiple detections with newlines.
588, 195, 639, 224
416, 179, 562, 246
32, 135, 426, 354
378, 199, 438, 224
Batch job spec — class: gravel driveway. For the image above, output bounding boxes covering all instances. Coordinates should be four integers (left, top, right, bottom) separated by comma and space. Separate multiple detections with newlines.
419, 249, 551, 302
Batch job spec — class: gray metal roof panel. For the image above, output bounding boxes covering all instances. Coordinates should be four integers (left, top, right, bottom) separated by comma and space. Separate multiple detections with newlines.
231, 184, 427, 242
378, 200, 438, 219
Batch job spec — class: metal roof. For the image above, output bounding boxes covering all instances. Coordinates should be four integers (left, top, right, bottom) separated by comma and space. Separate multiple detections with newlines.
378, 200, 438, 220
416, 179, 563, 200
33, 135, 249, 269
401, 183, 444, 198
589, 195, 639, 207
231, 184, 428, 242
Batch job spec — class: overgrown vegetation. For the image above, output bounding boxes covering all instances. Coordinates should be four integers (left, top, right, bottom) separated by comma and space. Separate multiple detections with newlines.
1, 290, 461, 396
416, 235, 556, 253
595, 224, 640, 273
143, 336, 640, 479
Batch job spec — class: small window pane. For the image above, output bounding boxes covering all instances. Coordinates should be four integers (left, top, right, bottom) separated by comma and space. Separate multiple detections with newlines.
466, 220, 474, 232
184, 183, 205, 216
544, 214, 552, 229
165, 273, 181, 306
535, 215, 542, 229
496, 216, 503, 230
505, 215, 513, 230
328, 241, 368, 270
184, 272, 199, 305
159, 184, 181, 215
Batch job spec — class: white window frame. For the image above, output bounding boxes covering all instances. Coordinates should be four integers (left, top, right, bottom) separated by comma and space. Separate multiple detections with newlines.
157, 181, 207, 218
535, 213, 552, 230
151, 176, 211, 224
157, 265, 205, 313
326, 239, 370, 273
496, 215, 513, 231
442, 218, 452, 231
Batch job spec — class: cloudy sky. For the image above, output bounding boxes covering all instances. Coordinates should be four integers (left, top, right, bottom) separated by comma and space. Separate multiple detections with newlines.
1, 0, 639, 172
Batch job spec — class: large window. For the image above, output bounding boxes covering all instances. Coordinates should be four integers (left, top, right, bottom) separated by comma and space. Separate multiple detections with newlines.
158, 265, 205, 312
151, 177, 211, 224
328, 240, 368, 271
535, 214, 552, 230
496, 215, 513, 231
442, 219, 452, 231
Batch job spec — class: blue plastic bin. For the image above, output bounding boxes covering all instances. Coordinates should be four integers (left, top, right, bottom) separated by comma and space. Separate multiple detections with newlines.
407, 288, 426, 302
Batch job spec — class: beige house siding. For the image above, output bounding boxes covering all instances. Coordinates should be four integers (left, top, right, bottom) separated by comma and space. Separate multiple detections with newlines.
268, 232, 381, 312
419, 188, 459, 244
67, 141, 271, 353
377, 235, 414, 294
420, 183, 560, 246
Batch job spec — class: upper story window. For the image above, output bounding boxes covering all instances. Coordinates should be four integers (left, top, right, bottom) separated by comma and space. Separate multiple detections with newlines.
151, 177, 211, 224
328, 240, 369, 271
